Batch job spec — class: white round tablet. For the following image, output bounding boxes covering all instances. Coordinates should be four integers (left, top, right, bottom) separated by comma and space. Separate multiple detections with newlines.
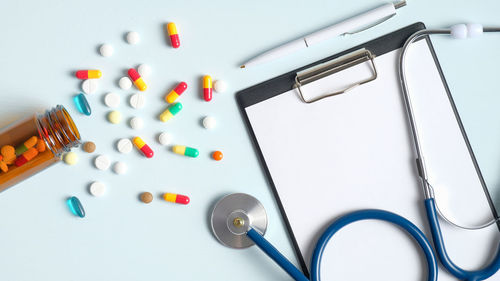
89, 181, 106, 197
104, 92, 120, 108
113, 161, 127, 175
213, 80, 228, 93
126, 31, 140, 44
82, 79, 98, 94
129, 93, 145, 109
203, 116, 216, 129
129, 117, 144, 130
117, 138, 133, 154
100, 44, 114, 57
119, 77, 132, 90
94, 155, 111, 170
138, 64, 151, 77
158, 132, 172, 146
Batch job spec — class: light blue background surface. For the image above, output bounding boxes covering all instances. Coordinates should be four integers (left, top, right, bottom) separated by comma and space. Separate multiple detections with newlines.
1, 1, 500, 280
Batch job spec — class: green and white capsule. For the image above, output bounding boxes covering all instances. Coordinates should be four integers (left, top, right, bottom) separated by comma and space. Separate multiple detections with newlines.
159, 102, 182, 122
172, 145, 199, 158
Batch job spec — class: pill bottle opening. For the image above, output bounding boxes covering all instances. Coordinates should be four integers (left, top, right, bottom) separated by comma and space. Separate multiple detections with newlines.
36, 105, 81, 157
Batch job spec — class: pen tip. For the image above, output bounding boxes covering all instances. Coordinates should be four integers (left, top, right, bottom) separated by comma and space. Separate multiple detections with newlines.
240, 65, 245, 69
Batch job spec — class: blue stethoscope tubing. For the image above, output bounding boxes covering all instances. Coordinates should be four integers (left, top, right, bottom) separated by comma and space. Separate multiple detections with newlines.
247, 209, 437, 281
243, 24, 500, 281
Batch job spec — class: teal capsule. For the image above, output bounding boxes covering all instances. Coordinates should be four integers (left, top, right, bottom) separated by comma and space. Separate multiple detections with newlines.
73, 93, 91, 116
67, 196, 85, 218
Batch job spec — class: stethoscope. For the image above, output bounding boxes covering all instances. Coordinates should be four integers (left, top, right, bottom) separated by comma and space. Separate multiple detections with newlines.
211, 24, 500, 281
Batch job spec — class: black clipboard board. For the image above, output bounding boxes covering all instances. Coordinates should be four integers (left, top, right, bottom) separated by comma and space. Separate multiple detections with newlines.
236, 22, 498, 277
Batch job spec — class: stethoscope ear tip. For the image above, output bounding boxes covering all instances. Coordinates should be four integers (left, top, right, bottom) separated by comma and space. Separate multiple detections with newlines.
450, 23, 483, 39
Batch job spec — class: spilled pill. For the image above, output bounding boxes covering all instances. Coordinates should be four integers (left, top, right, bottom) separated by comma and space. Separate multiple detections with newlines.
159, 103, 182, 122
67, 196, 85, 218
212, 151, 223, 161
140, 192, 153, 204
126, 31, 140, 44
129, 93, 145, 109
117, 138, 133, 154
95, 155, 111, 170
74, 93, 91, 115
113, 161, 127, 175
100, 44, 114, 57
202, 116, 216, 129
158, 132, 172, 146
203, 75, 212, 101
165, 82, 187, 103
172, 145, 199, 158
167, 22, 180, 48
128, 68, 147, 91
108, 111, 122, 124
75, 70, 101, 79
119, 77, 132, 90
83, 141, 96, 153
132, 137, 154, 158
63, 152, 78, 165
129, 117, 144, 130
82, 79, 98, 94
213, 80, 227, 93
104, 92, 120, 108
89, 181, 106, 197
163, 193, 190, 205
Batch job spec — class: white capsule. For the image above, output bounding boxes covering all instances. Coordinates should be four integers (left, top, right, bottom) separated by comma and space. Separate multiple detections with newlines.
203, 116, 216, 129
158, 132, 172, 146
214, 80, 227, 93
117, 138, 133, 154
129, 93, 145, 109
89, 181, 106, 197
138, 64, 152, 77
126, 31, 140, 44
104, 92, 120, 108
129, 116, 144, 130
113, 161, 128, 175
94, 155, 111, 170
99, 44, 114, 57
119, 77, 132, 90
82, 79, 98, 94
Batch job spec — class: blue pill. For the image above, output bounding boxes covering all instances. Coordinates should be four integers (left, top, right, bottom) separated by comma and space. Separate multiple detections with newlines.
73, 93, 91, 116
67, 196, 85, 218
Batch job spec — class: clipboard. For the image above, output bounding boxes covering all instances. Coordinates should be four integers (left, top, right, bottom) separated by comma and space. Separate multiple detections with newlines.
236, 23, 499, 281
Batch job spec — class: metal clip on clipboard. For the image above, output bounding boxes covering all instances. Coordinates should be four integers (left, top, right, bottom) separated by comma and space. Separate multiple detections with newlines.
293, 49, 377, 103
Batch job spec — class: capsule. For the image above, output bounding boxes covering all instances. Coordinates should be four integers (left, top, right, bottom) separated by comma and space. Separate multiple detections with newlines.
75, 70, 102, 79
159, 103, 183, 122
132, 137, 154, 158
172, 145, 199, 158
14, 147, 39, 167
165, 82, 187, 103
203, 75, 212, 102
0, 156, 8, 173
163, 193, 190, 205
128, 68, 147, 91
15, 136, 38, 156
167, 22, 180, 48
73, 93, 91, 116
67, 196, 85, 218
36, 139, 46, 152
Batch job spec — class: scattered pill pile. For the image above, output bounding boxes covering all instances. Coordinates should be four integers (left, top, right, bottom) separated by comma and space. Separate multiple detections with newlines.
62, 25, 230, 218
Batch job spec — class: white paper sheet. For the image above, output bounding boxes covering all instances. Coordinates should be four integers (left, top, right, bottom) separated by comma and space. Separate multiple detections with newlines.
245, 40, 499, 281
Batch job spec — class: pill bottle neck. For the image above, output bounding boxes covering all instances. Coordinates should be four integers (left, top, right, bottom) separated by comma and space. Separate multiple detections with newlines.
36, 105, 81, 157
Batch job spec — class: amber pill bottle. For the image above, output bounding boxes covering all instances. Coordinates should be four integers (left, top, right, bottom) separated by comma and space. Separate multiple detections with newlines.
0, 105, 80, 192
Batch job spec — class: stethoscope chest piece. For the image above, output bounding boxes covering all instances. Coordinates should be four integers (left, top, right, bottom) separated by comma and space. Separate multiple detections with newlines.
211, 193, 268, 249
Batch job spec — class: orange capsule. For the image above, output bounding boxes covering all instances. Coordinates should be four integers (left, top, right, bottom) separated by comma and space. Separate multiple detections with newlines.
36, 139, 46, 152
15, 147, 39, 167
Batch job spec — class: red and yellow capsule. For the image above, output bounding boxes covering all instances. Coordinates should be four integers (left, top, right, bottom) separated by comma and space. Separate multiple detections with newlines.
203, 75, 212, 102
75, 70, 102, 79
14, 147, 39, 167
163, 193, 190, 205
128, 68, 147, 91
165, 82, 187, 103
132, 137, 154, 158
167, 22, 180, 48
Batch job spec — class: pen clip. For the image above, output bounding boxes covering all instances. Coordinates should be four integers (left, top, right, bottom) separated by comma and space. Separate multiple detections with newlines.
343, 13, 396, 36
343, 1, 406, 36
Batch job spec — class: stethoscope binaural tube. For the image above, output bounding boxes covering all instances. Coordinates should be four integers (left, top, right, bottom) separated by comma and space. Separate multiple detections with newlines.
399, 24, 500, 281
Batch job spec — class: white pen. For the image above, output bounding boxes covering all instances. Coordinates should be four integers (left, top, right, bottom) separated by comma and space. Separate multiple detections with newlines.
240, 1, 407, 69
